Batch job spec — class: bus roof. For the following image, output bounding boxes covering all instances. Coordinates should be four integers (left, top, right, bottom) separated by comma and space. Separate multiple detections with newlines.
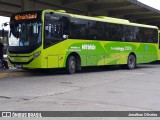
69, 13, 158, 29
20, 9, 158, 29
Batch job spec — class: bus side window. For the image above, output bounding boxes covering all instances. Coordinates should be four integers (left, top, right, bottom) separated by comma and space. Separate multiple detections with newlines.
62, 16, 70, 38
69, 18, 89, 40
44, 13, 64, 48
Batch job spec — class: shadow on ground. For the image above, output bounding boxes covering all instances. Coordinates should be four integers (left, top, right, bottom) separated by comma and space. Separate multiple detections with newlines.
23, 64, 156, 77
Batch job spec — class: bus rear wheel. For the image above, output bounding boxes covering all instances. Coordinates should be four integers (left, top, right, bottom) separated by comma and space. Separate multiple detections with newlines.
127, 54, 136, 69
66, 56, 76, 74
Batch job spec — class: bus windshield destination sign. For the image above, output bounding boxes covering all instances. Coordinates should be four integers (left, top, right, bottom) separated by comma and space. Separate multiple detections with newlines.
15, 13, 37, 20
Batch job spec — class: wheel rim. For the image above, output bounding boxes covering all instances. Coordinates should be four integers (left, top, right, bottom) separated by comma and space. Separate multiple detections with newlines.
70, 59, 76, 71
128, 55, 135, 68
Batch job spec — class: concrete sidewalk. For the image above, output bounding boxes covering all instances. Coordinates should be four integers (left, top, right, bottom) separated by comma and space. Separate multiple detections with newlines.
0, 67, 31, 79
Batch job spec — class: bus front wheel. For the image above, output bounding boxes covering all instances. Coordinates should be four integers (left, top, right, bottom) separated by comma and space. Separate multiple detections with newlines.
127, 54, 136, 69
66, 56, 76, 74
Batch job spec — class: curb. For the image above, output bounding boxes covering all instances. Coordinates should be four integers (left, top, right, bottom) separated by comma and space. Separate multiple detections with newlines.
0, 72, 33, 79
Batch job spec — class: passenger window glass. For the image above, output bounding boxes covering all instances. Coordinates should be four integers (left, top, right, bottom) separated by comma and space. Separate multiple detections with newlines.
44, 13, 63, 48
68, 17, 158, 43
69, 18, 89, 39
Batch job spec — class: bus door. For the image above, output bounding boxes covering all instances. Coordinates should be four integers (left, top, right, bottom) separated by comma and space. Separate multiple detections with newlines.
44, 12, 70, 68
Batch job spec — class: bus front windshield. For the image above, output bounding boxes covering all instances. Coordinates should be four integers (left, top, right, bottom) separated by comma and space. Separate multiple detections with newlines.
9, 22, 42, 47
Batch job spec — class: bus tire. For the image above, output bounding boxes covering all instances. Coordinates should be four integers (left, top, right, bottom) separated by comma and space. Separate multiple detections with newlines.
66, 55, 76, 74
127, 54, 136, 69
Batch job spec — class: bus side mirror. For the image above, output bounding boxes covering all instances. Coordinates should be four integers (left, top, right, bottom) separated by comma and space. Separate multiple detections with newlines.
2, 29, 4, 38
63, 34, 68, 39
1, 22, 9, 38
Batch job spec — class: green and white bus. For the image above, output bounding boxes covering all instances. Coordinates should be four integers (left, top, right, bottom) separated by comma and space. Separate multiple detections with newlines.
7, 9, 158, 73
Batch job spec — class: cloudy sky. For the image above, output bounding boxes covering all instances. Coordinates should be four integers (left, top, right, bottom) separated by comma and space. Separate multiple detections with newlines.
0, 0, 160, 30
0, 16, 10, 30
138, 0, 160, 10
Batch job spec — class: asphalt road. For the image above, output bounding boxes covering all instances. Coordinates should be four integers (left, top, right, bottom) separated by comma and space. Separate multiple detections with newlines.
0, 64, 160, 120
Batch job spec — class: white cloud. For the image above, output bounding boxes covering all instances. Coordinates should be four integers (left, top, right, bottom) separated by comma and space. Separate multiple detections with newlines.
138, 0, 160, 10
0, 16, 10, 30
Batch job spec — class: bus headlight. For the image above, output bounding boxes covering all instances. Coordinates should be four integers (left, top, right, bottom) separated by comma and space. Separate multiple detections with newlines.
33, 51, 41, 59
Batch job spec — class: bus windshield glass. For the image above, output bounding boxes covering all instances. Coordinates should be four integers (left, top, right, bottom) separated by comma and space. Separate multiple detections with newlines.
9, 21, 42, 47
